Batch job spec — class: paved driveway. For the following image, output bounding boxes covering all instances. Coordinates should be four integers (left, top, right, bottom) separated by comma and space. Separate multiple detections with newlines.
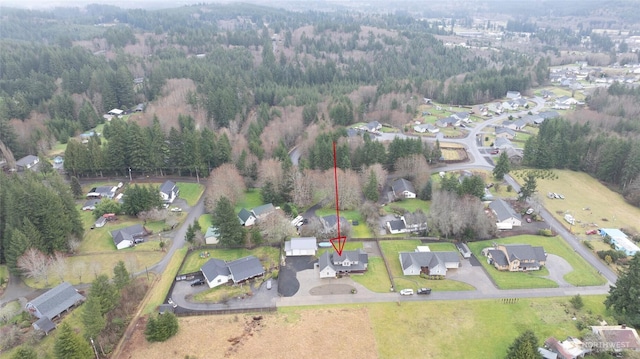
543, 254, 573, 287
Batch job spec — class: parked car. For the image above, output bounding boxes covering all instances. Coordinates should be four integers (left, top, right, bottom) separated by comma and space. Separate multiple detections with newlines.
400, 289, 414, 296
525, 208, 534, 215
490, 149, 499, 155
190, 279, 205, 287
586, 229, 598, 235
170, 207, 182, 212
526, 218, 532, 223
417, 288, 431, 295
168, 298, 177, 308
266, 279, 272, 290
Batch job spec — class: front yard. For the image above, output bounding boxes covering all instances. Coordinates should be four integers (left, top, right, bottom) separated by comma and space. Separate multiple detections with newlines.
176, 182, 205, 206
467, 235, 605, 289
179, 246, 280, 275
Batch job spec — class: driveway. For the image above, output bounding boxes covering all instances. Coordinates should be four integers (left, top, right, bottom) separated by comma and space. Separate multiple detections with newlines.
277, 256, 316, 297
171, 277, 278, 311
543, 254, 573, 287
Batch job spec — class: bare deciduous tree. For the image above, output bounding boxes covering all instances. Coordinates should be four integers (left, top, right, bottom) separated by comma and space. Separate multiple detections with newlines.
292, 169, 315, 208
138, 208, 167, 222
257, 158, 285, 188
89, 261, 102, 279
17, 248, 51, 285
257, 210, 298, 244
395, 154, 431, 190
205, 163, 246, 212
50, 251, 67, 283
72, 261, 86, 283
428, 190, 494, 240
68, 237, 82, 254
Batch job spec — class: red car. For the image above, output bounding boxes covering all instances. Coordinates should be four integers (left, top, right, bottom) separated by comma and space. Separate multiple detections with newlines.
490, 149, 499, 155
586, 229, 598, 235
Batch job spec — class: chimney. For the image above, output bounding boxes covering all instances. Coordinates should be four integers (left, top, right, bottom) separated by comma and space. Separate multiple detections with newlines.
622, 324, 626, 329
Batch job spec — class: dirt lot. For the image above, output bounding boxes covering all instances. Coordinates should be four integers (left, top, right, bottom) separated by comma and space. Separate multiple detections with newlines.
121, 307, 377, 359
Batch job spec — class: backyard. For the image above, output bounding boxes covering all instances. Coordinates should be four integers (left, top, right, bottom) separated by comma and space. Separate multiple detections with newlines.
467, 235, 605, 289
314, 208, 373, 238
379, 239, 474, 291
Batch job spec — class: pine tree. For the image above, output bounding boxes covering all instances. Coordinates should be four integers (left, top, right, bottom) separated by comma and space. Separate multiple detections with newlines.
70, 176, 82, 198
363, 171, 379, 202
504, 330, 543, 359
11, 346, 38, 359
493, 151, 511, 180
5, 229, 29, 274
53, 322, 93, 359
212, 196, 245, 247
519, 173, 537, 202
605, 254, 640, 327
419, 180, 433, 201
89, 274, 119, 315
145, 313, 179, 342
113, 260, 131, 290
81, 294, 106, 340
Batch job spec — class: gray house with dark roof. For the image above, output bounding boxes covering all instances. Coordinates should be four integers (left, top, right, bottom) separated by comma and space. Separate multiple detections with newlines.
110, 224, 147, 250
486, 244, 546, 271
399, 251, 460, 276
15, 155, 40, 172
227, 256, 265, 283
495, 127, 516, 139
318, 249, 368, 278
159, 180, 179, 204
238, 208, 256, 226
26, 282, 85, 321
364, 121, 382, 132
488, 199, 521, 229
494, 137, 514, 150
391, 178, 416, 199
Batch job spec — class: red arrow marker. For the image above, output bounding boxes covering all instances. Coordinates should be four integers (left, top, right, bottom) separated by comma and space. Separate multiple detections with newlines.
329, 141, 346, 256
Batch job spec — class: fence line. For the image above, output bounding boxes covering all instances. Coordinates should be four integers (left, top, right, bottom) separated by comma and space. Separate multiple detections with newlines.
175, 306, 276, 317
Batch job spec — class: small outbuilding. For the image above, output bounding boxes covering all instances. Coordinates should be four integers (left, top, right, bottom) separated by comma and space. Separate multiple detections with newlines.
285, 237, 318, 256
26, 282, 85, 320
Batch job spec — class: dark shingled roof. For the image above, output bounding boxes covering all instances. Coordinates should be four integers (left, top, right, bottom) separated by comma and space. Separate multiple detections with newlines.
26, 282, 85, 319
252, 203, 275, 217
159, 180, 177, 196
110, 224, 146, 247
504, 244, 546, 263
488, 249, 509, 267
399, 251, 460, 272
33, 316, 56, 334
238, 208, 254, 224
489, 199, 520, 222
16, 155, 39, 167
392, 178, 415, 195
200, 258, 230, 280
388, 219, 406, 231
227, 256, 265, 283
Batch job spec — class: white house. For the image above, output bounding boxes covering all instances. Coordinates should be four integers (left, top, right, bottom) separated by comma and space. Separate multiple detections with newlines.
387, 218, 408, 234
399, 251, 460, 277
285, 237, 318, 256
489, 199, 522, 229
414, 123, 439, 133
317, 250, 368, 278
110, 224, 147, 250
108, 108, 123, 116
238, 208, 256, 226
200, 258, 231, 288
159, 180, 179, 204
200, 256, 265, 288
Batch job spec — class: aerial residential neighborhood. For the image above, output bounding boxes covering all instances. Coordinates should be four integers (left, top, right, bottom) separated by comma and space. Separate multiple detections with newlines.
2, 1, 640, 358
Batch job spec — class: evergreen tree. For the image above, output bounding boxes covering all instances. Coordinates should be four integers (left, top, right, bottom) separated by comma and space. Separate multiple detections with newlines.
261, 180, 280, 205
185, 223, 196, 246
519, 173, 537, 202
89, 274, 119, 315
11, 346, 37, 359
53, 322, 93, 359
459, 175, 485, 199
212, 197, 245, 247
419, 180, 433, 201
145, 312, 179, 342
81, 294, 106, 341
122, 184, 162, 216
363, 171, 379, 202
493, 152, 511, 180
504, 330, 543, 359
113, 260, 131, 290
5, 229, 29, 274
605, 254, 640, 327
70, 176, 83, 198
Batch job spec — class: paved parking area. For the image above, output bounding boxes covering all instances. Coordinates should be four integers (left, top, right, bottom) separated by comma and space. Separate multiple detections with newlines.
277, 256, 316, 297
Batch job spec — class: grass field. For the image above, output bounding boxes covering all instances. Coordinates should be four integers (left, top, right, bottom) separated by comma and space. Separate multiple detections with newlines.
383, 198, 430, 214
198, 214, 213, 231
513, 169, 640, 232
144, 247, 187, 314
78, 211, 166, 253
468, 235, 605, 289
235, 188, 263, 212
24, 250, 164, 288
350, 257, 392, 293
179, 246, 280, 275
193, 284, 253, 302
379, 240, 474, 291
176, 182, 204, 206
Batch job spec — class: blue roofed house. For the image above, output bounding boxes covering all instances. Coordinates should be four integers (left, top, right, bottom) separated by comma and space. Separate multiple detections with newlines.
486, 244, 547, 271
110, 224, 148, 250
399, 250, 460, 277
489, 199, 521, 229
159, 180, 179, 204
318, 249, 368, 278
391, 178, 416, 199
26, 282, 85, 334
599, 228, 639, 256
238, 208, 256, 226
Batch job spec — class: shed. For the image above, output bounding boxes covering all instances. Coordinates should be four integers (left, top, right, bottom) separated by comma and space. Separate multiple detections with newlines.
25, 282, 85, 320
285, 237, 318, 256
204, 227, 220, 245
33, 316, 56, 335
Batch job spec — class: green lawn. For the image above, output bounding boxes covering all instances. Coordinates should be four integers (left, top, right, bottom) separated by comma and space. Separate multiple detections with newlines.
179, 246, 280, 275
316, 241, 363, 256
379, 240, 473, 291
0, 265, 7, 285
193, 284, 253, 303
351, 257, 392, 293
383, 199, 430, 214
235, 188, 264, 211
198, 214, 213, 230
176, 182, 204, 206
468, 235, 605, 289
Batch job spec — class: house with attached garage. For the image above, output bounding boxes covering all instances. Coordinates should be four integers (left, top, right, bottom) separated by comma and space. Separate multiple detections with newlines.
200, 255, 265, 288
285, 237, 318, 256
436, 116, 461, 128
110, 224, 148, 250
488, 198, 521, 229
399, 248, 460, 277
363, 121, 382, 132
317, 249, 368, 278
15, 155, 40, 172
238, 208, 256, 226
26, 282, 85, 334
159, 180, 179, 204
391, 178, 416, 199
495, 127, 516, 140
494, 137, 514, 151
451, 111, 471, 123
387, 218, 408, 234
485, 244, 547, 271
87, 185, 119, 199
414, 123, 439, 134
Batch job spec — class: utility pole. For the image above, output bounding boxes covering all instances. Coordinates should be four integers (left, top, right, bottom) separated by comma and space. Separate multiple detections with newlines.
128, 167, 132, 182
90, 337, 99, 359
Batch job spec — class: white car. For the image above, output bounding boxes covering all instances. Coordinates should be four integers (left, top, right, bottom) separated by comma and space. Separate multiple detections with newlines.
525, 208, 534, 215
168, 298, 177, 308
400, 289, 414, 296
170, 207, 182, 212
